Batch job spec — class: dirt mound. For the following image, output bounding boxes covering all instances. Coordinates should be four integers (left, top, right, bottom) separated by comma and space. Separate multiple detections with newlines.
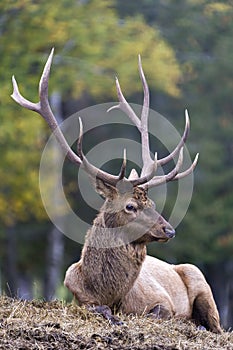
0, 296, 232, 349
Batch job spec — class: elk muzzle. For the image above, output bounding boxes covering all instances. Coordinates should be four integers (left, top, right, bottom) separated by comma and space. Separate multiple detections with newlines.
163, 226, 176, 239
130, 207, 176, 244
153, 214, 176, 242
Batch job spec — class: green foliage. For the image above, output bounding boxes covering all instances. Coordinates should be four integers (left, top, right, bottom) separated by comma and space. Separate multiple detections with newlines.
170, 0, 233, 264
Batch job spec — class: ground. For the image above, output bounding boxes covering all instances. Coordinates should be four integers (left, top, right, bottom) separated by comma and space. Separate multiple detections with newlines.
0, 296, 232, 349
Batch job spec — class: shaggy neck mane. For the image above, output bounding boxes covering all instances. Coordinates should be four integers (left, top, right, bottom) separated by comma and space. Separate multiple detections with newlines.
80, 209, 147, 307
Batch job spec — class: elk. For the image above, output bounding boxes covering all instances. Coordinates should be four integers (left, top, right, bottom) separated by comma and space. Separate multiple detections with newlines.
11, 49, 221, 333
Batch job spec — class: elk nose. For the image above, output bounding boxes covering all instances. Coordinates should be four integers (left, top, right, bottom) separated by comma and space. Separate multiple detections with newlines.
164, 227, 176, 239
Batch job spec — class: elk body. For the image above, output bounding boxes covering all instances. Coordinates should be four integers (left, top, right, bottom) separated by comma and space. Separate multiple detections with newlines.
11, 49, 221, 333
64, 183, 221, 333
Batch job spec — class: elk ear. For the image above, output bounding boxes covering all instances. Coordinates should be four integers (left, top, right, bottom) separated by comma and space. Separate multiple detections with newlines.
95, 179, 118, 200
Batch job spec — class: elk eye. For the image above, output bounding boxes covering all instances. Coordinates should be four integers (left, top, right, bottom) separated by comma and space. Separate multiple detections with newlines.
125, 204, 137, 213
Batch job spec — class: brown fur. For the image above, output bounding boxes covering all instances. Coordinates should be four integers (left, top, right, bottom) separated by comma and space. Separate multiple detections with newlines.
64, 181, 221, 333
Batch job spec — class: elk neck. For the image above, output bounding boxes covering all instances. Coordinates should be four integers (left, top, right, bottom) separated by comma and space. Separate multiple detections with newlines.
80, 209, 147, 307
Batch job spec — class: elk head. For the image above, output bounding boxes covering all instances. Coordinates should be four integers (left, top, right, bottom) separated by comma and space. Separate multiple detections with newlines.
93, 178, 176, 246
11, 49, 198, 246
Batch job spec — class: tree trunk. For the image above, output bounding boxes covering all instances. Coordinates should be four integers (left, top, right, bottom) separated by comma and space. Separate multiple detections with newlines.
43, 226, 64, 300
17, 272, 33, 300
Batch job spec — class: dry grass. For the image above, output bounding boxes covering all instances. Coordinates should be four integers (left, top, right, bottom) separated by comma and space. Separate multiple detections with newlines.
0, 296, 232, 350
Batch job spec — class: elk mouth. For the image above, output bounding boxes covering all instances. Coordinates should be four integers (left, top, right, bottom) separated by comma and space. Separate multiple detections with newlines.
129, 226, 176, 245
150, 227, 176, 243
153, 237, 170, 242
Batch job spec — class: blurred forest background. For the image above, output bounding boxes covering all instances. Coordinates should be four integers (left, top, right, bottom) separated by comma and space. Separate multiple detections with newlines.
0, 0, 232, 328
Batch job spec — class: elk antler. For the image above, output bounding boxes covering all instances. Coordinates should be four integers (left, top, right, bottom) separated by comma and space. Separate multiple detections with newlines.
11, 49, 158, 187
11, 49, 198, 189
108, 55, 199, 188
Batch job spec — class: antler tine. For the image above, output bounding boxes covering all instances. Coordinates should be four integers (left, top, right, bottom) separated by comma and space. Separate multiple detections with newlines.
172, 153, 199, 181
11, 49, 82, 166
38, 48, 59, 131
77, 117, 84, 160
144, 147, 184, 188
118, 149, 127, 180
157, 109, 190, 166
138, 55, 155, 178
144, 150, 199, 189
12, 75, 39, 112
107, 77, 141, 130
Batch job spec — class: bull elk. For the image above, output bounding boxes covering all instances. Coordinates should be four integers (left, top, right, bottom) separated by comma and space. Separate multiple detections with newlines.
11, 49, 221, 333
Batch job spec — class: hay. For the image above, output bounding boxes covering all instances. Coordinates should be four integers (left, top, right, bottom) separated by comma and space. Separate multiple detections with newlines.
0, 296, 232, 349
